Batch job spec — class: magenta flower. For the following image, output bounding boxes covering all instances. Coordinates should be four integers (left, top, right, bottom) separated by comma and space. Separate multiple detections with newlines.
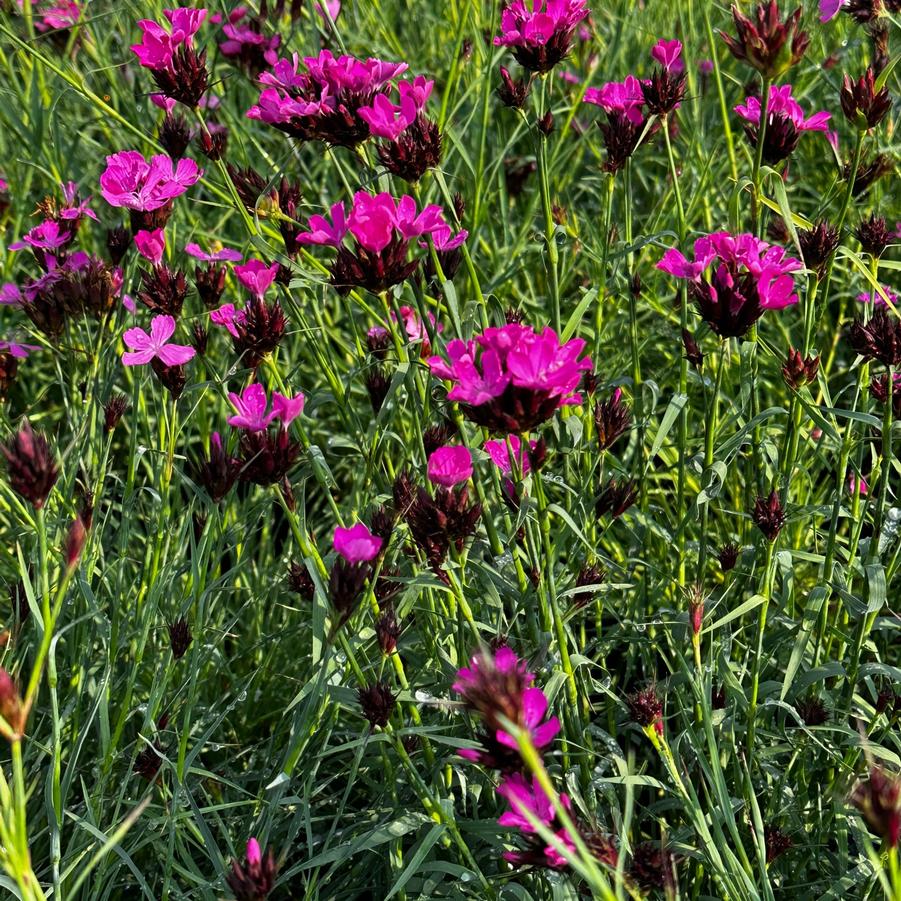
121, 314, 196, 367
297, 192, 465, 295
247, 50, 408, 148
58, 181, 98, 222
484, 436, 537, 476
210, 303, 242, 338
150, 93, 177, 114
651, 39, 684, 73
494, 0, 590, 73
0, 340, 40, 359
184, 242, 242, 262
395, 305, 443, 356
427, 445, 473, 488
819, 0, 846, 21
99, 151, 202, 212
857, 286, 898, 307
658, 232, 802, 338
226, 836, 277, 901
497, 773, 575, 869
131, 7, 207, 70
583, 76, 645, 125
219, 7, 281, 73
698, 58, 714, 74
227, 383, 304, 431
33, 1, 80, 32
1, 284, 22, 306
234, 259, 279, 298
428, 324, 592, 433
848, 473, 868, 496
9, 220, 73, 266
334, 522, 383, 563
358, 76, 434, 140
134, 229, 166, 266
316, 0, 341, 20
735, 84, 831, 165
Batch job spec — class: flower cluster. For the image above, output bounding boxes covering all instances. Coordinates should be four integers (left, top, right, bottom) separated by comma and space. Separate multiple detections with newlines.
428, 323, 592, 433
297, 191, 466, 295
494, 0, 590, 73
247, 50, 408, 148
657, 232, 802, 338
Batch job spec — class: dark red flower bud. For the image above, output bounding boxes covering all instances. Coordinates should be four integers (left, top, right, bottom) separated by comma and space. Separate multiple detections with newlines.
597, 111, 643, 173
848, 310, 901, 367
629, 842, 677, 892
720, 2, 809, 80
847, 153, 894, 197
150, 359, 188, 399
226, 839, 277, 901
841, 68, 891, 130
752, 490, 785, 541
855, 214, 891, 259
798, 221, 840, 277
0, 352, 18, 402
594, 388, 631, 450
504, 158, 537, 197
0, 668, 24, 737
168, 617, 193, 660
851, 767, 901, 848
627, 684, 664, 735
103, 394, 128, 432
194, 262, 227, 309
781, 348, 820, 389
1, 420, 59, 509
682, 328, 704, 370
537, 111, 555, 136
287, 561, 315, 601
152, 45, 209, 109
572, 563, 606, 609
196, 127, 228, 161
365, 366, 391, 414
764, 825, 793, 863
687, 584, 705, 636
640, 67, 686, 117
106, 226, 131, 266
194, 433, 240, 503
64, 517, 86, 570
358, 681, 397, 729
138, 264, 188, 317
376, 605, 400, 655
498, 66, 530, 108
596, 477, 638, 519
793, 695, 828, 726
158, 113, 192, 159
377, 116, 442, 183
718, 542, 740, 572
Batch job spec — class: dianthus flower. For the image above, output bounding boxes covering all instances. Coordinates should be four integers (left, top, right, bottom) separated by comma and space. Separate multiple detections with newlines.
428, 323, 591, 433
219, 6, 281, 74
296, 191, 465, 295
121, 314, 196, 367
494, 0, 590, 73
131, 8, 209, 107
497, 774, 575, 869
247, 50, 408, 148
657, 232, 801, 338
735, 84, 830, 164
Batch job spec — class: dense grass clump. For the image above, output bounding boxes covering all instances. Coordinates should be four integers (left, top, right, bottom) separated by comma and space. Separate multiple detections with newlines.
0, 1, 899, 898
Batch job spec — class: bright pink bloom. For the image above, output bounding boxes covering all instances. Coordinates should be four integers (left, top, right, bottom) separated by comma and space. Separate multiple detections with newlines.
58, 181, 97, 221
121, 314, 196, 367
134, 228, 166, 266
395, 305, 442, 354
184, 242, 242, 262
494, 0, 590, 54
484, 435, 537, 475
428, 324, 592, 421
227, 382, 303, 430
0, 340, 40, 359
99, 151, 202, 212
131, 7, 207, 70
820, 0, 845, 21
219, 7, 281, 69
210, 303, 242, 337
9, 220, 72, 253
234, 259, 279, 298
497, 774, 575, 869
583, 75, 645, 125
246, 838, 262, 867
295, 202, 349, 247
333, 522, 383, 563
247, 50, 407, 148
735, 84, 831, 132
316, 0, 341, 20
150, 93, 177, 114
358, 76, 433, 140
33, 1, 80, 32
651, 39, 684, 73
427, 445, 473, 488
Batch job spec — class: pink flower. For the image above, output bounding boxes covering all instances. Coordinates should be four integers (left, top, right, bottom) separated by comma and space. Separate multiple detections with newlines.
295, 201, 349, 247
651, 39, 684, 73
735, 84, 831, 132
246, 837, 262, 867
1, 284, 22, 306
227, 382, 304, 430
121, 314, 196, 366
316, 0, 341, 21
358, 76, 433, 140
497, 774, 575, 869
428, 324, 592, 431
333, 522, 383, 563
210, 303, 242, 337
0, 340, 40, 359
848, 473, 868, 496
698, 59, 714, 74
428, 445, 473, 488
484, 435, 536, 475
9, 219, 72, 254
246, 50, 407, 149
394, 305, 442, 354
219, 7, 281, 70
857, 286, 898, 307
150, 93, 177, 114
820, 0, 846, 21
184, 242, 242, 262
33, 1, 80, 32
234, 259, 279, 298
100, 151, 202, 212
583, 75, 645, 125
131, 7, 207, 71
348, 192, 401, 253
59, 181, 97, 221
134, 228, 166, 266
494, 0, 590, 74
